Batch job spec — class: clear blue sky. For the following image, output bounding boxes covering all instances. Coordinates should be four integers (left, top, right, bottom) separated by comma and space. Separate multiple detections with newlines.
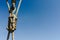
0, 0, 60, 40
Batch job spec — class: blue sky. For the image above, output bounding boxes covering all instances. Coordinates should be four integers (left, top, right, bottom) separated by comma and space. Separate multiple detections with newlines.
0, 0, 60, 40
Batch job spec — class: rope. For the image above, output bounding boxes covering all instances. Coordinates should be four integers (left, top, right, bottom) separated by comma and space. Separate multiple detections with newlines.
15, 0, 22, 16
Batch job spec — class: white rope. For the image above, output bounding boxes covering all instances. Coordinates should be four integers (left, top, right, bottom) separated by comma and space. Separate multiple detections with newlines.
6, 2, 10, 11
12, 3, 17, 14
15, 0, 22, 16
12, 32, 14, 40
